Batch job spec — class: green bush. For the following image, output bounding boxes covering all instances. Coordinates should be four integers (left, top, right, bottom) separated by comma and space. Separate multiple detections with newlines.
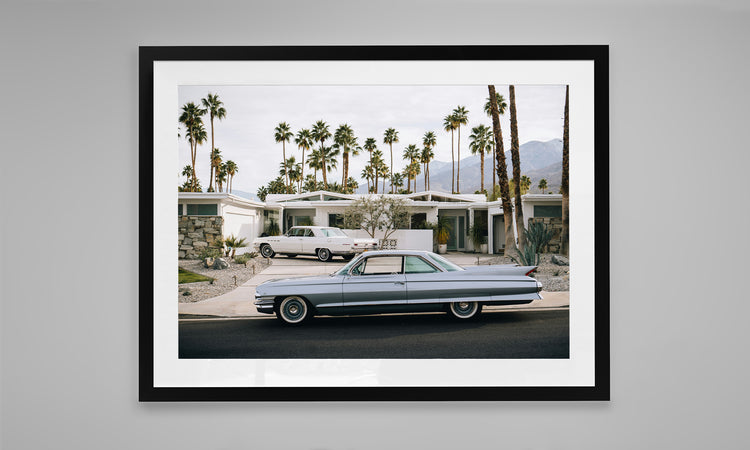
234, 252, 257, 265
525, 221, 555, 253
509, 244, 540, 267
197, 247, 222, 260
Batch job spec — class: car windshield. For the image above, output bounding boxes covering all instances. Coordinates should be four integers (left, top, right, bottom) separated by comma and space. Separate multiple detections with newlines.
335, 255, 364, 275
426, 252, 464, 272
321, 228, 346, 237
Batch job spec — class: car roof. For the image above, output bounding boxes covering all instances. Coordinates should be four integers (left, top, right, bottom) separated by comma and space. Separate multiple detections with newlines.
358, 250, 433, 257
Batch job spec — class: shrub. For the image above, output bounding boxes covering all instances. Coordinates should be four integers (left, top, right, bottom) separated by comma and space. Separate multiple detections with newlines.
525, 221, 555, 253
510, 244, 540, 267
234, 252, 257, 265
197, 247, 222, 260
224, 234, 249, 258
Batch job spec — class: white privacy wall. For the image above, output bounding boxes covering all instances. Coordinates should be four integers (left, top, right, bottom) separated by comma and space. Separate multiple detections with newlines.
2, 1, 750, 450
343, 229, 434, 251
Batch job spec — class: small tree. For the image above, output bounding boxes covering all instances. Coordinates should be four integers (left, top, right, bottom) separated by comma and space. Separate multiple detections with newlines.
224, 234, 248, 258
343, 196, 409, 243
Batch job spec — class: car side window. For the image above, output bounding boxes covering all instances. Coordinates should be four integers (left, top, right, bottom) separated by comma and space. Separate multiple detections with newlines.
360, 256, 403, 275
303, 229, 314, 237
404, 256, 438, 274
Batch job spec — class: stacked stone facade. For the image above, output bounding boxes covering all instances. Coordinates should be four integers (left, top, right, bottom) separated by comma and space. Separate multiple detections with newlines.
528, 216, 563, 254
178, 216, 224, 259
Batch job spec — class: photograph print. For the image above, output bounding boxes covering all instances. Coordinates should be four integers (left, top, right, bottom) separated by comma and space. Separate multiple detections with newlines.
141, 46, 608, 400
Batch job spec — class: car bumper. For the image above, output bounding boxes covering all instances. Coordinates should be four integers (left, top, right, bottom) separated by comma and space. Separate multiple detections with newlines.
254, 295, 275, 314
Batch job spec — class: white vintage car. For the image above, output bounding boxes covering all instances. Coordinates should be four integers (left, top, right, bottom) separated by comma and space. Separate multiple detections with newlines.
252, 226, 379, 261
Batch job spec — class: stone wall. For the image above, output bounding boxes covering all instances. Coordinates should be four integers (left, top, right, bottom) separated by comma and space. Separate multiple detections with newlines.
178, 216, 224, 259
528, 217, 563, 254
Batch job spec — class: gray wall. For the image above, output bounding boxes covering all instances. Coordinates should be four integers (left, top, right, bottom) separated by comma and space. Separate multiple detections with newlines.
2, 1, 749, 449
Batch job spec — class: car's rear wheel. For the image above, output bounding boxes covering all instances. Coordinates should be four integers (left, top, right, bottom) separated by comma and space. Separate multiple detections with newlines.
260, 244, 275, 258
447, 301, 482, 320
316, 248, 331, 262
276, 296, 311, 325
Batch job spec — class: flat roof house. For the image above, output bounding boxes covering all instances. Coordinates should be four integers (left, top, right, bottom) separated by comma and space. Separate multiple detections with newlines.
177, 190, 563, 258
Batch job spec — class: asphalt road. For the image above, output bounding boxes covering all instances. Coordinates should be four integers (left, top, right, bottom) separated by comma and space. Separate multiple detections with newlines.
179, 309, 569, 359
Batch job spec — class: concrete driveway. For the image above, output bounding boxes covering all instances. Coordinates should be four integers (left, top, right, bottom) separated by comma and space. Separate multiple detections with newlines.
177, 253, 569, 318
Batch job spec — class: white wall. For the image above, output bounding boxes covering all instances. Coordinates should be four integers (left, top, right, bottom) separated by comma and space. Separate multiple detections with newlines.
343, 229, 434, 251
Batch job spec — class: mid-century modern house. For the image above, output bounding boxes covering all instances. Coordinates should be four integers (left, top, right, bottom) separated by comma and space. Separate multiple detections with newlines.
177, 190, 563, 258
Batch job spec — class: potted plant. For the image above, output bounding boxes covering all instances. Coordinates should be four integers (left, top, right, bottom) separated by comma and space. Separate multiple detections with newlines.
433, 216, 452, 254
469, 221, 488, 254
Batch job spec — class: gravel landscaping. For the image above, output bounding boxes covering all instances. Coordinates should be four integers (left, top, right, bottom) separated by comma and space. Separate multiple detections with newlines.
178, 257, 271, 303
477, 253, 570, 291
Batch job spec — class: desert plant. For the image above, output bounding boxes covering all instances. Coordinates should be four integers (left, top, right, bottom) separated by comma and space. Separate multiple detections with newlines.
197, 247, 222, 260
234, 252, 257, 265
509, 244, 540, 267
224, 234, 248, 258
265, 218, 281, 236
525, 221, 555, 253
468, 221, 487, 250
433, 216, 452, 245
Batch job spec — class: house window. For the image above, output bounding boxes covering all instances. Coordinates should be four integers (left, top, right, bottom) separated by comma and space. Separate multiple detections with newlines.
178, 204, 183, 216
186, 204, 218, 215
328, 213, 345, 228
410, 213, 427, 229
534, 205, 562, 218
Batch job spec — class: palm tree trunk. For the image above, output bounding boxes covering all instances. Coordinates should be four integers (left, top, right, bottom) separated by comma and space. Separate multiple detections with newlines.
450, 130, 455, 193
561, 85, 570, 256
342, 151, 349, 186
190, 138, 197, 192
488, 85, 515, 255
300, 149, 306, 191
320, 143, 328, 189
509, 85, 526, 251
389, 144, 394, 193
283, 141, 288, 189
492, 146, 496, 195
480, 151, 485, 192
209, 115, 215, 191
456, 126, 461, 193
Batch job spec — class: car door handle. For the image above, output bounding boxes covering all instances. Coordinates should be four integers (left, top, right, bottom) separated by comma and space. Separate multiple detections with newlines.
394, 281, 405, 285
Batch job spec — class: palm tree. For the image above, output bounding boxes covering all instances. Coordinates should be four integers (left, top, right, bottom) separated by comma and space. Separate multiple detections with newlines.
469, 124, 494, 193
201, 93, 226, 191
181, 165, 193, 184
319, 145, 340, 185
452, 106, 469, 193
216, 162, 228, 193
538, 178, 548, 194
311, 121, 332, 188
361, 165, 374, 193
294, 128, 313, 192
521, 175, 532, 194
225, 160, 238, 193
383, 128, 399, 193
209, 148, 222, 192
508, 85, 526, 251
403, 162, 420, 194
422, 131, 436, 191
274, 122, 293, 189
402, 144, 420, 193
561, 85, 570, 256
488, 85, 515, 254
484, 92, 508, 193
178, 102, 206, 191
307, 148, 322, 184
279, 156, 301, 193
334, 124, 358, 186
392, 172, 405, 193
443, 114, 458, 193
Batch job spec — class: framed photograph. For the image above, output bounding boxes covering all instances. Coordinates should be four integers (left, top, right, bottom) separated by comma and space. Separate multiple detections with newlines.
140, 45, 609, 401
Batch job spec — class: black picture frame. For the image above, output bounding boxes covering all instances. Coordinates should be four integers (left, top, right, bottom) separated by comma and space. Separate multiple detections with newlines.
140, 45, 609, 401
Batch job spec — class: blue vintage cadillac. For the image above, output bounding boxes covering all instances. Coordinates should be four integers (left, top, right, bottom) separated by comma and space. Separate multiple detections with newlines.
254, 250, 543, 324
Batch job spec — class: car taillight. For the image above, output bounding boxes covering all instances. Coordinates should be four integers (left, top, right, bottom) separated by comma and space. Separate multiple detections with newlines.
525, 268, 537, 276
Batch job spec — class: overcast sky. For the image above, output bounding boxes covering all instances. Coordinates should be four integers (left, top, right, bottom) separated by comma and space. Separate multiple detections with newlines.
178, 85, 566, 197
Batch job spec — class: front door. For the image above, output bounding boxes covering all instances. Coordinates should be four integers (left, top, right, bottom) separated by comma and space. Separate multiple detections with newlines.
446, 215, 465, 251
342, 255, 407, 314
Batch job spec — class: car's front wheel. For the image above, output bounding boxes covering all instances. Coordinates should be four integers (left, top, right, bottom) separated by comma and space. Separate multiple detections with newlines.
276, 296, 311, 325
260, 244, 275, 258
447, 301, 482, 320
316, 248, 331, 262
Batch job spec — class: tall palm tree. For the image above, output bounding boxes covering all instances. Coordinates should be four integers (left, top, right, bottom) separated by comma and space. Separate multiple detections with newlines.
383, 128, 399, 193
561, 85, 569, 256
311, 120, 332, 188
294, 128, 313, 192
443, 114, 457, 193
403, 161, 420, 194
334, 124, 358, 186
216, 162, 228, 193
178, 102, 206, 191
392, 172, 405, 193
201, 93, 226, 191
452, 106, 469, 193
487, 85, 515, 254
521, 175, 531, 194
371, 149, 385, 194
274, 122, 293, 189
361, 165, 374, 193
422, 131, 436, 191
484, 92, 508, 193
469, 124, 494, 193
363, 137, 377, 174
280, 156, 301, 193
402, 144, 420, 193
307, 148, 322, 184
225, 160, 238, 193
508, 85, 526, 251
539, 178, 548, 194
210, 148, 222, 191
181, 165, 193, 184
